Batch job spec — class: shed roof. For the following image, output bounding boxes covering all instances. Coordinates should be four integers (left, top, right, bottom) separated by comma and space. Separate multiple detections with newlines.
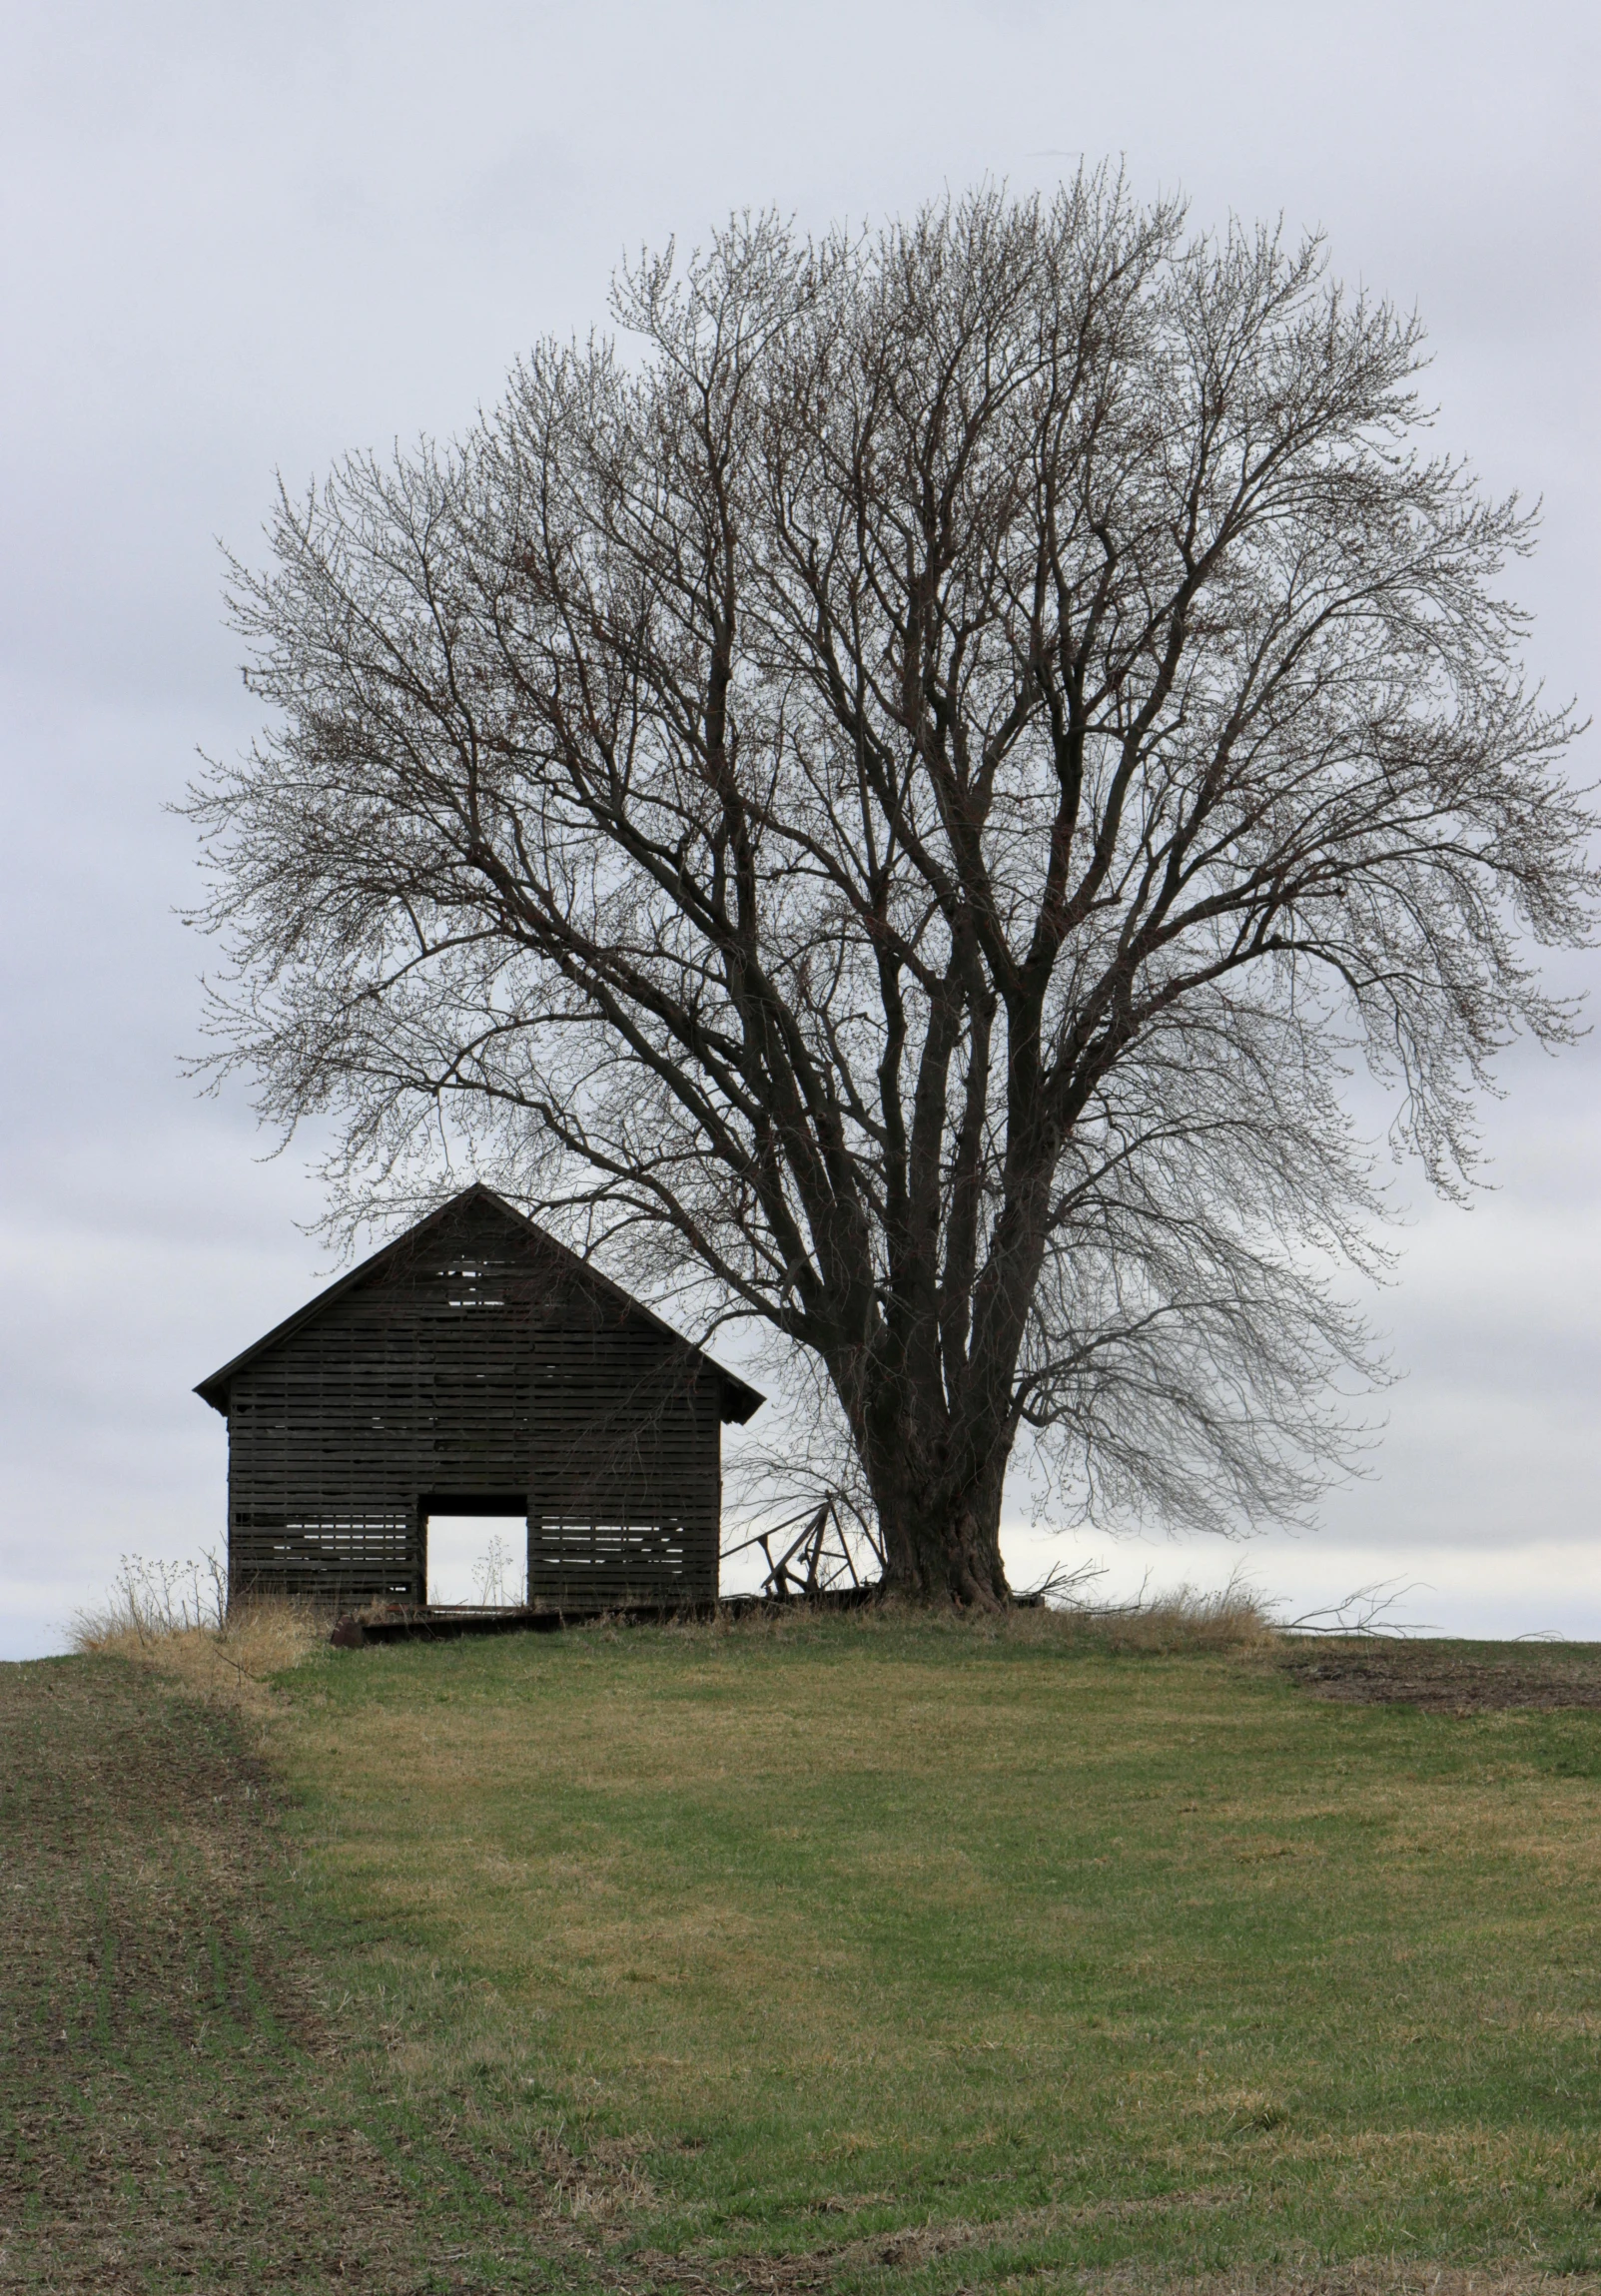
194, 1183, 764, 1424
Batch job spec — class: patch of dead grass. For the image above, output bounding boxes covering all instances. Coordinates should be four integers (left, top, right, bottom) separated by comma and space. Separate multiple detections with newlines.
70, 1595, 326, 1714
691, 1579, 1281, 1656
1052, 1578, 1282, 1656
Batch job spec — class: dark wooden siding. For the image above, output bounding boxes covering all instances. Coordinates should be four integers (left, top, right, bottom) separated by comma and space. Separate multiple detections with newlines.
225, 1197, 723, 1610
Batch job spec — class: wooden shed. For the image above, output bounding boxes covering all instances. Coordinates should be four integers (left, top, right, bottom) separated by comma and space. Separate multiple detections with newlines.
196, 1184, 762, 1613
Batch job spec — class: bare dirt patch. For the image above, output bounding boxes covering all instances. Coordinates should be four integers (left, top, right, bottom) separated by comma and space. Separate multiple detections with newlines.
0, 1657, 438, 2292
1277, 1638, 1601, 1712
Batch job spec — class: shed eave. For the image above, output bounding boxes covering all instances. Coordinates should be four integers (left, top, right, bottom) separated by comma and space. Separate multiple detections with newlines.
192, 1183, 764, 1422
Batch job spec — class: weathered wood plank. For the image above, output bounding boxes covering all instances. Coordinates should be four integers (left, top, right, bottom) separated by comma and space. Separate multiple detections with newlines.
211, 1189, 747, 1612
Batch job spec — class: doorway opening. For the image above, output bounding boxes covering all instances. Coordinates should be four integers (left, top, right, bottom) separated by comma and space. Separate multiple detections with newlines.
422, 1505, 527, 1608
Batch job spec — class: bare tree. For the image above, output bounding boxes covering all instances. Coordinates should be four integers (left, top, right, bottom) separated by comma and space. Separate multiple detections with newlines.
186, 177, 1593, 1605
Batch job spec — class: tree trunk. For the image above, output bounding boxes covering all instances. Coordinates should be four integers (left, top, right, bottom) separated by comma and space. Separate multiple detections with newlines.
856, 1389, 1013, 1607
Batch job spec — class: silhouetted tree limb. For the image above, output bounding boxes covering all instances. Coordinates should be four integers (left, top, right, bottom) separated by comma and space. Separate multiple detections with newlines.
186, 175, 1594, 1604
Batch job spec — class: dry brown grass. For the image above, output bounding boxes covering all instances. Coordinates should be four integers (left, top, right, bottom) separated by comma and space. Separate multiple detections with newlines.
1042, 1571, 1280, 1654
70, 1594, 325, 1713
697, 1575, 1281, 1656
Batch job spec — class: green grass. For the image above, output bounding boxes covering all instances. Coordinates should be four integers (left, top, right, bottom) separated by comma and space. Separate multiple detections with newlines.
265, 1610, 1601, 2284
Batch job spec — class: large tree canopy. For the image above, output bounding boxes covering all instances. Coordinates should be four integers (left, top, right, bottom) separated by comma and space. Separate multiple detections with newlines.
188, 178, 1593, 1603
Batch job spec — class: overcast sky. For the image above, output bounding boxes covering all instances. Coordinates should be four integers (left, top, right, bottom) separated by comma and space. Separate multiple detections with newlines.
2, 0, 1596, 1657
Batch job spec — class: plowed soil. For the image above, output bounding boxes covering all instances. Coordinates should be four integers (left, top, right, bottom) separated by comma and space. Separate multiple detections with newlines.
1278, 1638, 1601, 1712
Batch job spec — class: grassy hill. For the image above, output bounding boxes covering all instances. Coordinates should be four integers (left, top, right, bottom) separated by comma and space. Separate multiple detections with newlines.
7, 1609, 1601, 2290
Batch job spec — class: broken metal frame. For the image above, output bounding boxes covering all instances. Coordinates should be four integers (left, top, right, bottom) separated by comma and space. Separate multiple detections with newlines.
721, 1496, 885, 1600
